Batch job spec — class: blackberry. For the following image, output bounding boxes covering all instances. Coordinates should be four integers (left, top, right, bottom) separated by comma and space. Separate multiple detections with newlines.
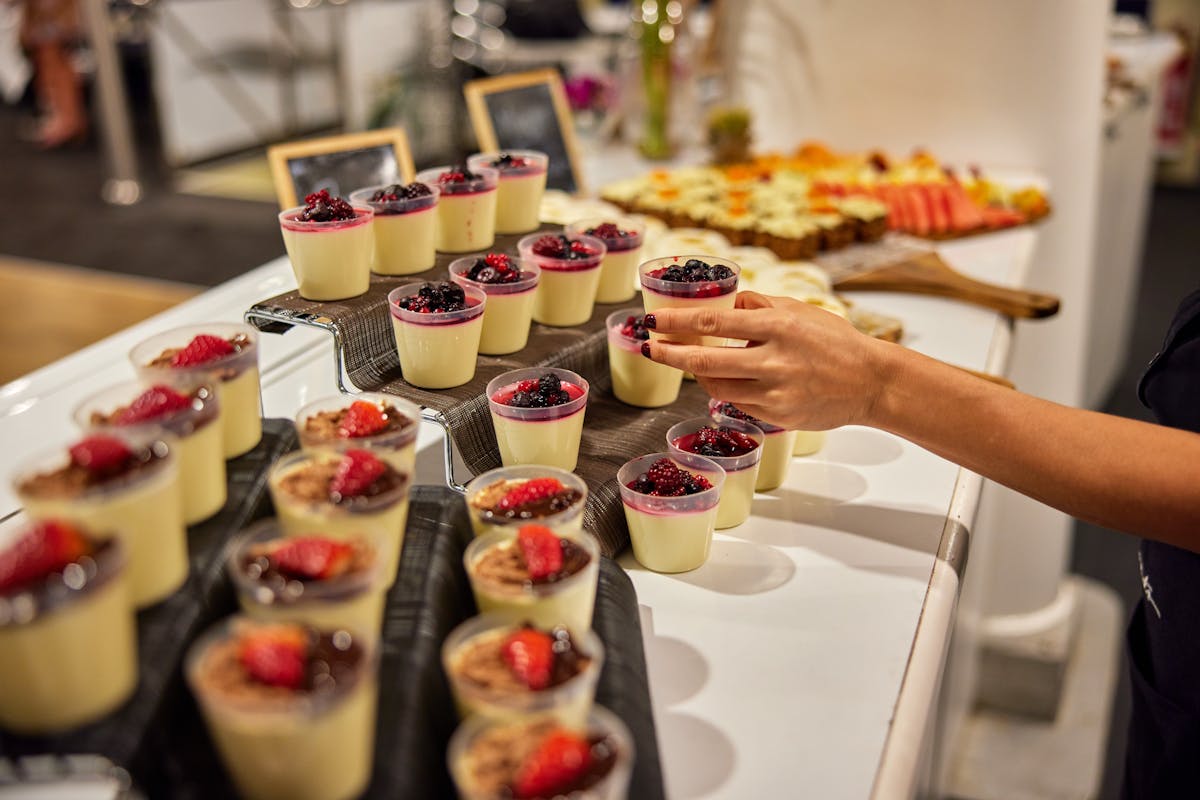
398, 281, 467, 313
619, 315, 650, 341
300, 190, 356, 222
370, 182, 432, 202
655, 258, 735, 283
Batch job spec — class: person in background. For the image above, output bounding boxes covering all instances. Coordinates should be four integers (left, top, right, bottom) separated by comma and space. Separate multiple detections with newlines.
19, 0, 85, 148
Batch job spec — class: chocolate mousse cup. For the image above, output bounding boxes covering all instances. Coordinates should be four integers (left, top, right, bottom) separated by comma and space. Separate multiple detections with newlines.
349, 183, 439, 275
464, 464, 587, 538
566, 218, 646, 304
708, 399, 798, 492
467, 150, 548, 234
618, 452, 725, 573
448, 255, 540, 355
0, 532, 137, 734
74, 378, 225, 525
131, 322, 262, 459
519, 233, 607, 327
416, 165, 499, 253
486, 367, 589, 471
639, 255, 741, 346
186, 618, 379, 800
464, 530, 599, 636
295, 392, 421, 475
667, 417, 764, 529
606, 308, 683, 408
442, 615, 604, 726
388, 282, 487, 389
278, 202, 374, 300
14, 431, 188, 607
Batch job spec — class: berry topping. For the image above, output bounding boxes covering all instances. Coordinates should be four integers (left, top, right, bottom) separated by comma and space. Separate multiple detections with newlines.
498, 478, 567, 511
650, 258, 735, 284
492, 153, 531, 169
329, 449, 387, 500
683, 426, 760, 458
0, 520, 92, 595
466, 252, 523, 284
116, 385, 192, 425
369, 182, 433, 202
586, 222, 633, 241
69, 434, 135, 476
626, 457, 713, 497
171, 334, 235, 367
617, 314, 651, 341
397, 281, 467, 313
337, 400, 388, 438
299, 190, 356, 223
712, 402, 769, 427
530, 235, 598, 261
501, 627, 555, 690
437, 165, 480, 184
506, 373, 574, 408
512, 730, 595, 799
517, 524, 564, 580
269, 537, 354, 581
238, 627, 308, 690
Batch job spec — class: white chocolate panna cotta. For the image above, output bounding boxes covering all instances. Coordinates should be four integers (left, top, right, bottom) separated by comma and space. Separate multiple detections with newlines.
606, 308, 683, 408
486, 367, 589, 472
617, 452, 725, 573
519, 232, 607, 327
639, 255, 740, 346
388, 281, 486, 390
708, 399, 798, 492
416, 164, 499, 253
448, 253, 540, 356
666, 416, 764, 530
278, 190, 374, 301
468, 150, 549, 235
566, 218, 646, 304
348, 182, 439, 275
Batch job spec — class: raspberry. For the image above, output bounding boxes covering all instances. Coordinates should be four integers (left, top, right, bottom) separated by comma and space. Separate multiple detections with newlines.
171, 334, 234, 367
329, 449, 387, 500
467, 252, 520, 284
397, 282, 467, 313
0, 520, 91, 594
506, 373, 572, 409
690, 426, 758, 458
587, 222, 627, 240
531, 234, 567, 258
69, 434, 135, 476
517, 524, 564, 580
569, 240, 596, 256
300, 190, 356, 222
438, 165, 478, 184
646, 459, 685, 493
337, 400, 388, 438
626, 457, 712, 497
238, 627, 308, 689
116, 385, 192, 425
501, 627, 555, 690
270, 537, 354, 580
498, 478, 567, 511
512, 730, 594, 799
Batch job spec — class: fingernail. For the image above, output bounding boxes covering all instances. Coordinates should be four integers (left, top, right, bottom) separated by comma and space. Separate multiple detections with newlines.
643, 314, 656, 329
640, 341, 652, 358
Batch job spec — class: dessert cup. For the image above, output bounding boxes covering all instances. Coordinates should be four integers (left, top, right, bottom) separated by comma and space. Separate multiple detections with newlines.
295, 392, 421, 475
618, 452, 725, 573
519, 233, 607, 327
74, 378, 225, 525
794, 430, 828, 456
348, 183, 439, 275
487, 367, 589, 471
186, 618, 378, 800
467, 151, 548, 234
639, 255, 741, 346
606, 308, 683, 408
278, 204, 374, 300
388, 282, 486, 389
0, 532, 137, 733
464, 464, 588, 538
267, 450, 412, 586
442, 615, 604, 726
14, 430, 187, 607
667, 417, 764, 529
130, 322, 262, 459
448, 255, 540, 355
228, 520, 387, 645
416, 165, 499, 253
448, 706, 634, 800
464, 529, 599, 636
566, 218, 646, 304
708, 400, 797, 492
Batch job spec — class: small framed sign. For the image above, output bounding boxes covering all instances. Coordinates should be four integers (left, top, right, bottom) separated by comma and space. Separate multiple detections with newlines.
464, 68, 585, 195
267, 128, 415, 209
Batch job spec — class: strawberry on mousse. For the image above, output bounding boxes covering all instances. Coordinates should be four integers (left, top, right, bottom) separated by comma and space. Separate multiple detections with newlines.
448, 252, 541, 356
465, 467, 588, 537
487, 368, 589, 471
297, 393, 421, 475
279, 189, 374, 301
518, 232, 607, 327
388, 281, 487, 389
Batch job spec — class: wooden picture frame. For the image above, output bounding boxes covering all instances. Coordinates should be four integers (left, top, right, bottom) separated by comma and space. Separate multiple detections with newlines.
464, 68, 586, 195
267, 128, 415, 210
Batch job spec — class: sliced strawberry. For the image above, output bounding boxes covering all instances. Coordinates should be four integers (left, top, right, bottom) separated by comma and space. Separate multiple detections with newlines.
0, 520, 92, 594
171, 334, 234, 367
270, 537, 354, 580
512, 730, 594, 799
517, 524, 563, 580
923, 184, 949, 235
329, 449, 387, 499
116, 385, 192, 425
337, 400, 387, 438
501, 627, 555, 690
904, 185, 930, 236
238, 627, 308, 689
980, 206, 1026, 229
498, 478, 566, 511
69, 434, 134, 475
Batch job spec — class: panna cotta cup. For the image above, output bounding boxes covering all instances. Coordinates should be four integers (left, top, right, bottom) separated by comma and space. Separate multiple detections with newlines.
519, 233, 607, 327
606, 308, 683, 408
348, 182, 439, 275
467, 150, 548, 234
74, 378, 225, 525
388, 282, 487, 389
278, 197, 374, 301
708, 399, 797, 492
464, 464, 588, 538
448, 254, 540, 355
131, 322, 262, 459
0, 524, 137, 734
442, 615, 604, 726
794, 430, 828, 456
666, 417, 764, 529
295, 392, 421, 476
186, 618, 378, 800
464, 529, 599, 636
639, 255, 741, 346
567, 218, 646, 304
416, 165, 499, 253
617, 452, 725, 573
13, 430, 188, 608
487, 367, 589, 472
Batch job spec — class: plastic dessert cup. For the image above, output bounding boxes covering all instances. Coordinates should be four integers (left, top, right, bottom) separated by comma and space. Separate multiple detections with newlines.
348, 183, 439, 275
519, 233, 607, 327
130, 322, 262, 459
186, 618, 378, 800
448, 255, 540, 355
567, 218, 646, 304
467, 150, 548, 234
794, 430, 828, 456
442, 615, 604, 726
388, 283, 487, 389
13, 431, 187, 607
278, 203, 374, 300
617, 452, 725, 573
448, 706, 634, 800
228, 520, 387, 645
0, 532, 137, 733
464, 530, 599, 636
295, 392, 422, 475
666, 417, 764, 529
464, 464, 588, 538
708, 400, 797, 492
606, 308, 683, 408
416, 165, 499, 253
486, 367, 589, 471
639, 255, 741, 346
74, 378, 225, 525
267, 451, 412, 587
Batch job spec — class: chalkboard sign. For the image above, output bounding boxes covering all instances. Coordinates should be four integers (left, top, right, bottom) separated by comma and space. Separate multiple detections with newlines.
267, 128, 415, 209
464, 69, 585, 195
